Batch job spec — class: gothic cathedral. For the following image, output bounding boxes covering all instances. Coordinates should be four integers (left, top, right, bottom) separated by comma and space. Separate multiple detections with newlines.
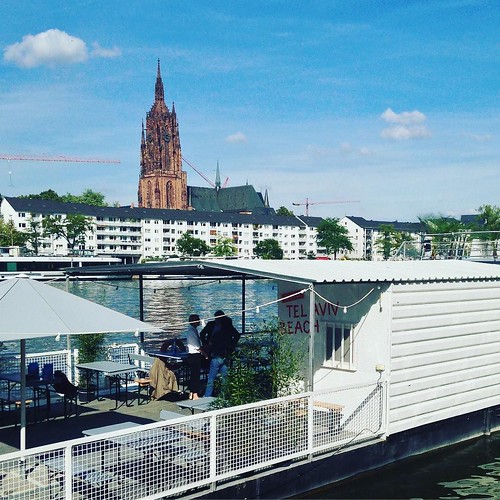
137, 60, 188, 209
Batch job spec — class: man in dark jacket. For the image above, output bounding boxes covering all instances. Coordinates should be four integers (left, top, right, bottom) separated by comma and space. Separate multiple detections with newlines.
200, 310, 240, 397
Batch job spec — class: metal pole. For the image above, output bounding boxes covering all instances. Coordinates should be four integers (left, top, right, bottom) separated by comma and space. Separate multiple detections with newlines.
241, 277, 246, 334
20, 339, 26, 451
308, 284, 315, 392
139, 275, 145, 343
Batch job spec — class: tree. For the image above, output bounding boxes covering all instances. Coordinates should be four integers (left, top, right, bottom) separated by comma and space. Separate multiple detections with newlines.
375, 224, 416, 260
254, 238, 283, 259
62, 189, 107, 206
21, 189, 63, 201
176, 232, 210, 257
42, 214, 94, 253
21, 189, 107, 206
24, 216, 44, 255
418, 214, 467, 258
375, 224, 395, 260
475, 204, 500, 259
215, 318, 305, 407
212, 235, 237, 257
315, 217, 353, 259
0, 217, 26, 247
276, 206, 294, 216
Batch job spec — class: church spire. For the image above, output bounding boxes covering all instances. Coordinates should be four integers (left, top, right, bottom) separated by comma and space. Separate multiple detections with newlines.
215, 160, 221, 191
155, 58, 164, 102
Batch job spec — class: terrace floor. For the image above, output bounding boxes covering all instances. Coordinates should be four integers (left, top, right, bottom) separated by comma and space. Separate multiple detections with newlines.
0, 392, 188, 455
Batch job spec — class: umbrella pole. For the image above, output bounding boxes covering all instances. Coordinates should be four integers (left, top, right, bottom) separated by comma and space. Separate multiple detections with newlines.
20, 339, 26, 451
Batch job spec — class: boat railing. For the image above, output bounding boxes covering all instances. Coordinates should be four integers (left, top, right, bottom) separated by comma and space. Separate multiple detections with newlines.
0, 381, 387, 499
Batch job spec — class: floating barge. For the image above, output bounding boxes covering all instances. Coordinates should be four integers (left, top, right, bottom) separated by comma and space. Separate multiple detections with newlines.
1, 259, 499, 498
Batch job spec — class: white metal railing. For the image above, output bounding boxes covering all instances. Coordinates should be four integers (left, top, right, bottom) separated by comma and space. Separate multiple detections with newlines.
0, 351, 72, 379
0, 382, 386, 499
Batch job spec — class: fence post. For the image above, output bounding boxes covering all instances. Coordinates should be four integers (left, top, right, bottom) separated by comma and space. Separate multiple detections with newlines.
64, 444, 73, 499
209, 413, 217, 491
307, 393, 314, 460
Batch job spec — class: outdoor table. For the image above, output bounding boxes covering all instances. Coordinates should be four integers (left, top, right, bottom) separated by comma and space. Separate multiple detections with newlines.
75, 361, 138, 409
0, 372, 54, 421
82, 421, 142, 437
147, 350, 184, 367
176, 396, 217, 414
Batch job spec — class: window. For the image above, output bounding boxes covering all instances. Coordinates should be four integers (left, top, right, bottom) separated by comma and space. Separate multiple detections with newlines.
325, 322, 356, 370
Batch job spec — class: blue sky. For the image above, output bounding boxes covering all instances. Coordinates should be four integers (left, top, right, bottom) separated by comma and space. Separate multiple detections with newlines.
0, 1, 498, 221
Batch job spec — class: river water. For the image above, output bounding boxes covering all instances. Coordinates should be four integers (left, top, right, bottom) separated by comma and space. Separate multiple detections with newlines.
5, 278, 500, 498
303, 433, 500, 499
2, 277, 277, 354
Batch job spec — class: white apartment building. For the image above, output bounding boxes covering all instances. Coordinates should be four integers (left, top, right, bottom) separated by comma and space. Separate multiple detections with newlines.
1, 197, 320, 261
340, 216, 424, 261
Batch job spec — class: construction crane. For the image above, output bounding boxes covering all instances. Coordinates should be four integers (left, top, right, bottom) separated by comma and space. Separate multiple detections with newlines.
0, 154, 121, 164
292, 198, 360, 216
182, 156, 229, 189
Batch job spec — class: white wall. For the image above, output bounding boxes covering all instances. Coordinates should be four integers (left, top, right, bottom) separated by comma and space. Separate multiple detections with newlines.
277, 281, 391, 391
389, 280, 500, 435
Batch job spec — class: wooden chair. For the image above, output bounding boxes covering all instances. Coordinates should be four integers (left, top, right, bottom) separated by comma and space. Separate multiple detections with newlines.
128, 353, 153, 404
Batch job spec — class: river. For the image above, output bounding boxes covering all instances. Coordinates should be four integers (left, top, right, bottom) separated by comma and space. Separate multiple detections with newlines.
1, 277, 277, 354
302, 432, 500, 499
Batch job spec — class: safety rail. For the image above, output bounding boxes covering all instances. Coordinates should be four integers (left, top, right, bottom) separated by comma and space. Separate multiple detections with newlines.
0, 351, 72, 378
0, 382, 386, 499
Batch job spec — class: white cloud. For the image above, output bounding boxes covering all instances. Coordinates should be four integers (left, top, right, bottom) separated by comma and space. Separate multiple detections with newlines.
90, 42, 121, 59
380, 108, 431, 140
381, 108, 427, 125
4, 29, 88, 68
226, 131, 247, 143
3, 29, 121, 68
381, 125, 431, 140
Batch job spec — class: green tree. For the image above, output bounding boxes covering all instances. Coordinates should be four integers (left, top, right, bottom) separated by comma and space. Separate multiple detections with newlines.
316, 217, 353, 259
176, 232, 210, 257
21, 189, 63, 201
212, 235, 237, 257
418, 214, 467, 258
215, 319, 305, 407
254, 238, 283, 259
62, 189, 107, 206
375, 224, 416, 260
375, 224, 395, 260
24, 216, 44, 255
475, 204, 500, 259
0, 217, 26, 247
276, 206, 294, 216
21, 189, 107, 206
42, 214, 94, 253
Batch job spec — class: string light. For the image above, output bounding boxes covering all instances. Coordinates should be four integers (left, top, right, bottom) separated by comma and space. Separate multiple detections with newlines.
255, 306, 260, 314
55, 334, 61, 342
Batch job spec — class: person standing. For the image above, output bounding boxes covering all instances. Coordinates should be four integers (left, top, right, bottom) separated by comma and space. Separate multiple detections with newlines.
200, 310, 240, 397
185, 314, 203, 400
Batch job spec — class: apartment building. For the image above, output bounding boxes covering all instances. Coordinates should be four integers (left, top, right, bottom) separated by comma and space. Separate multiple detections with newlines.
340, 216, 424, 260
1, 197, 320, 261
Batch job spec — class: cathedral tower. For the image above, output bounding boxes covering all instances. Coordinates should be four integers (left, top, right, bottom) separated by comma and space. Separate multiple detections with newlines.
138, 60, 188, 209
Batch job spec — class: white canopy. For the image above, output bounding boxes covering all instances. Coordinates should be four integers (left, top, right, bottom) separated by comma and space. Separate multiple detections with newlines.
0, 275, 163, 451
0, 275, 162, 340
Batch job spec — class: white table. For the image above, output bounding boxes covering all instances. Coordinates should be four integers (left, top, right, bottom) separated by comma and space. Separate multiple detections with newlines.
82, 421, 142, 436
177, 396, 217, 414
75, 361, 138, 408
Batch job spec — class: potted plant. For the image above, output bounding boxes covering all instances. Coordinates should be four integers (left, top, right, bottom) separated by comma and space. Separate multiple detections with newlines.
76, 333, 107, 402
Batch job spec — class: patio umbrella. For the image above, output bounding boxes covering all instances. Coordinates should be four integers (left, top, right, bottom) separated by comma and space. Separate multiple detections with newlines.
0, 275, 163, 451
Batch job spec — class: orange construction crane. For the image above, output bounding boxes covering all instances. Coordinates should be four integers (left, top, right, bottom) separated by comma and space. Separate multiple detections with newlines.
292, 198, 359, 216
0, 154, 121, 164
181, 156, 216, 188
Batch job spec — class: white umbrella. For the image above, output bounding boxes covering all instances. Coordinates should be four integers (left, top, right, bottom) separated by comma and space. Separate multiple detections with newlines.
0, 275, 163, 450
